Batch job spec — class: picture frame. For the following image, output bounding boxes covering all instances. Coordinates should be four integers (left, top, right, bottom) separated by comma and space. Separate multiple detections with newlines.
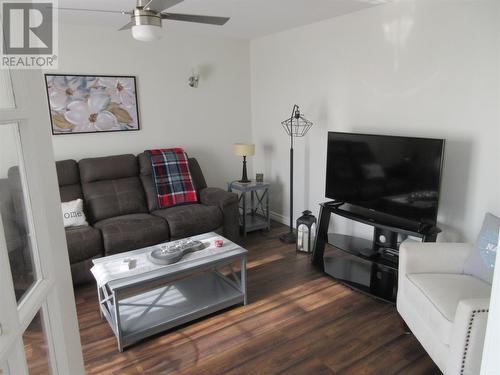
44, 74, 141, 135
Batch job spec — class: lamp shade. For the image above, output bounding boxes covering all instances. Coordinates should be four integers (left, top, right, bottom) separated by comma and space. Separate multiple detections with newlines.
281, 106, 313, 137
233, 143, 255, 157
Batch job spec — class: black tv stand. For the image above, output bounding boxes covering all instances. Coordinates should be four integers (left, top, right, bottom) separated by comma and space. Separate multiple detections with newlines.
312, 202, 440, 303
324, 200, 345, 208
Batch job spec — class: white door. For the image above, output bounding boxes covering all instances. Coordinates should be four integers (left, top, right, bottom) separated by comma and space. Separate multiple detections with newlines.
0, 68, 85, 374
480, 227, 500, 374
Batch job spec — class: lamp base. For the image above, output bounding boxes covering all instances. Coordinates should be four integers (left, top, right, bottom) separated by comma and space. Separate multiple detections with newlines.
238, 156, 250, 184
279, 231, 296, 244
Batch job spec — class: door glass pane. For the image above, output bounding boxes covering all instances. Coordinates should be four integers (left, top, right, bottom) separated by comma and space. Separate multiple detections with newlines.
23, 310, 52, 375
0, 70, 15, 109
0, 123, 39, 303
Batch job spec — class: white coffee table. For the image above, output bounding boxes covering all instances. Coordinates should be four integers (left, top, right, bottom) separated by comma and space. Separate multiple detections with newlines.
91, 232, 247, 352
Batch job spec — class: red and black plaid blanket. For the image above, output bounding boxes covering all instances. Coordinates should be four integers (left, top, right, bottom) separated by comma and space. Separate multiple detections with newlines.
145, 148, 198, 209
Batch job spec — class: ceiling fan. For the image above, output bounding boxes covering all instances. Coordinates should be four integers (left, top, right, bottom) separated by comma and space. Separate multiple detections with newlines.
58, 0, 230, 42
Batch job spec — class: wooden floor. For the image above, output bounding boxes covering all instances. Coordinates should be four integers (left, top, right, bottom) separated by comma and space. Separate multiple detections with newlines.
74, 223, 441, 375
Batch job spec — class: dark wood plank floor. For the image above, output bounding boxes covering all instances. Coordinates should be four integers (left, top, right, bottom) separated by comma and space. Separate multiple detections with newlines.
74, 222, 441, 375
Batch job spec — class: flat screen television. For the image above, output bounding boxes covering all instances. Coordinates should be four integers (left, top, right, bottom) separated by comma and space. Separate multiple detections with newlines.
325, 132, 445, 225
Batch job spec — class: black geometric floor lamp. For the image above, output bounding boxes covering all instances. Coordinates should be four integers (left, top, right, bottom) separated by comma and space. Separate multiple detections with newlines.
279, 105, 313, 243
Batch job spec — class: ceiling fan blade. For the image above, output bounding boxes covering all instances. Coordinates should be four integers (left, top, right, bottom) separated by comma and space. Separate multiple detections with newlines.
143, 0, 183, 12
161, 13, 229, 25
118, 21, 135, 31
57, 7, 127, 14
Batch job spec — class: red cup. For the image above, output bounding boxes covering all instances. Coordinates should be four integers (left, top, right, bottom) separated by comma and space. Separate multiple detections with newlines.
214, 239, 224, 248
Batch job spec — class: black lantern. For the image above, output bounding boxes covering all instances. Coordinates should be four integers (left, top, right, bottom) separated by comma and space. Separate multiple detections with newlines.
296, 210, 317, 253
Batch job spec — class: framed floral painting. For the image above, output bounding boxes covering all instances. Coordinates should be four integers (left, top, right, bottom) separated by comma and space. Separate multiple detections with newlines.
45, 74, 140, 135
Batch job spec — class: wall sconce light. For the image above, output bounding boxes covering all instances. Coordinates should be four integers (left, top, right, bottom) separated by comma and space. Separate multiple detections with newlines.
188, 71, 199, 88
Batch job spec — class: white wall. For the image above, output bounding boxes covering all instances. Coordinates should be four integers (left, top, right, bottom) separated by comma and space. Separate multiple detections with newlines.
250, 0, 500, 242
51, 24, 252, 189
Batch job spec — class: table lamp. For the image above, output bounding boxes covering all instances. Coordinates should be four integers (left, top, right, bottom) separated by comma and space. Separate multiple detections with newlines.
233, 143, 255, 183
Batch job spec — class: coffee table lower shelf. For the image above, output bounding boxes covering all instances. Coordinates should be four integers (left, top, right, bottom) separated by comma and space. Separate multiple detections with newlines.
100, 271, 245, 351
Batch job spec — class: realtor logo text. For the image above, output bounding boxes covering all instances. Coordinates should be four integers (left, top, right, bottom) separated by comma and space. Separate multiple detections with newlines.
1, 1, 58, 69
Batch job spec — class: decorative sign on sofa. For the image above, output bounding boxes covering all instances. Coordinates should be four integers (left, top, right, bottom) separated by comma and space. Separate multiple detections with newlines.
45, 74, 140, 135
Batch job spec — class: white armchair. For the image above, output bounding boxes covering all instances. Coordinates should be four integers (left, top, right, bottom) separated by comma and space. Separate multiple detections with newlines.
397, 241, 491, 375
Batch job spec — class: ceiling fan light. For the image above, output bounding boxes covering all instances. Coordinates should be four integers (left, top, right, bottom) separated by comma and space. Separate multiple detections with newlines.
132, 24, 162, 42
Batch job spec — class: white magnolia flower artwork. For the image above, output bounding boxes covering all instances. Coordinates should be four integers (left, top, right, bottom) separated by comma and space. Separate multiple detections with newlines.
45, 74, 140, 135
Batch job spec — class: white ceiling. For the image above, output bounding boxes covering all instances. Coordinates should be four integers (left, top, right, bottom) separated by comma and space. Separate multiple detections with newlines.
58, 0, 385, 39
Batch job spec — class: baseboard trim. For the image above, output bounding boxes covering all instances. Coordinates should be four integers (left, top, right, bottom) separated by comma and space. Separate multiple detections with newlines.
270, 211, 288, 226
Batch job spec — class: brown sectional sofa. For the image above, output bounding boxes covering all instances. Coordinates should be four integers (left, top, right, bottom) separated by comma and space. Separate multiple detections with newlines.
54, 153, 239, 284
78, 154, 170, 256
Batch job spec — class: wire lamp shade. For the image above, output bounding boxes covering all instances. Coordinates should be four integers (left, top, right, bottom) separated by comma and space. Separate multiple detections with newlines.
281, 106, 313, 137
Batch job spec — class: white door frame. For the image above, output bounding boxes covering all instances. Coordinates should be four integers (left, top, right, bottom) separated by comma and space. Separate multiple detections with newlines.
480, 227, 500, 374
0, 68, 84, 374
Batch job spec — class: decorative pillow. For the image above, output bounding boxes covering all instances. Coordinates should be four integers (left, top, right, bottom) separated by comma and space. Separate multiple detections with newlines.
61, 199, 88, 228
463, 212, 499, 284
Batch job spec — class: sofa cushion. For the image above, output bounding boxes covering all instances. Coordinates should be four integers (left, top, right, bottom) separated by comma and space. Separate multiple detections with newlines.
79, 154, 139, 183
65, 225, 103, 264
138, 152, 207, 211
139, 173, 158, 212
71, 258, 99, 285
56, 160, 83, 202
59, 183, 84, 204
186, 158, 208, 191
57, 159, 80, 186
82, 177, 148, 223
405, 273, 491, 345
94, 213, 169, 255
79, 154, 148, 223
152, 204, 222, 239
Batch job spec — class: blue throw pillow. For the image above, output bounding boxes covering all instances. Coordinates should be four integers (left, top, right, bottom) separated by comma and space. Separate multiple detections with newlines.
463, 212, 499, 284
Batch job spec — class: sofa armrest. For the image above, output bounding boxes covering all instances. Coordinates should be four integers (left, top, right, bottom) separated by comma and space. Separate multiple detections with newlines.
200, 187, 237, 208
200, 188, 239, 242
399, 241, 472, 276
448, 298, 490, 375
